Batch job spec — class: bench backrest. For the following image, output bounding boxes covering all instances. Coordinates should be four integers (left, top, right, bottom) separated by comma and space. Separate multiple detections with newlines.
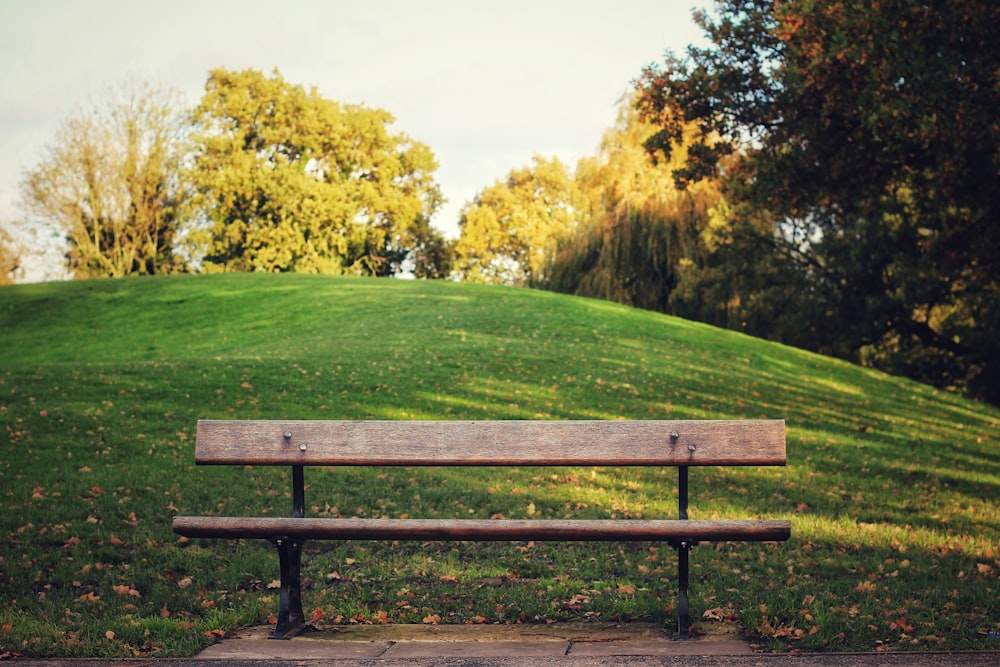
195, 420, 785, 467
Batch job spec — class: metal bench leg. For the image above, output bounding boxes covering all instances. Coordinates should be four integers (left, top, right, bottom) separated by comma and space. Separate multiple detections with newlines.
674, 540, 692, 639
269, 537, 309, 639
672, 462, 693, 639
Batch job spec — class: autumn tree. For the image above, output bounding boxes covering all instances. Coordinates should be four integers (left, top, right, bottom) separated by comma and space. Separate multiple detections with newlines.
185, 68, 443, 277
0, 226, 23, 285
543, 98, 731, 317
454, 156, 579, 285
637, 0, 1000, 402
20, 81, 188, 278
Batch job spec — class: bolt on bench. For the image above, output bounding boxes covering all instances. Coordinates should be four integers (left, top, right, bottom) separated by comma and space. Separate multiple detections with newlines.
173, 419, 790, 640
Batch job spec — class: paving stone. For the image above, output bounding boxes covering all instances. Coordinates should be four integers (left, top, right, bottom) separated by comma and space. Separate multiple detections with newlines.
193, 621, 754, 660
195, 637, 391, 660
383, 640, 569, 658
569, 637, 753, 656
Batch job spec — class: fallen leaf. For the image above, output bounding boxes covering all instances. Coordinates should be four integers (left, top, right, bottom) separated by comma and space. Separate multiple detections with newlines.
856, 580, 877, 593
702, 606, 724, 622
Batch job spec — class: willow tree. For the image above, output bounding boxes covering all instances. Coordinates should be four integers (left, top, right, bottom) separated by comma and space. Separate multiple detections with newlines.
543, 99, 733, 320
186, 68, 443, 276
20, 81, 187, 278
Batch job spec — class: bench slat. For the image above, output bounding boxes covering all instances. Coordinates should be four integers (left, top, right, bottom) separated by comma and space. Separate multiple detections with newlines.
173, 516, 791, 543
195, 419, 786, 467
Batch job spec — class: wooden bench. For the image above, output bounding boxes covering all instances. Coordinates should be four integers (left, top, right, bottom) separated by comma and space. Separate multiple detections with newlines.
173, 419, 790, 640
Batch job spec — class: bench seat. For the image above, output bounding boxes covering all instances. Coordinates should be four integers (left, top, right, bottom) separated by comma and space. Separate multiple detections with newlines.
174, 516, 791, 542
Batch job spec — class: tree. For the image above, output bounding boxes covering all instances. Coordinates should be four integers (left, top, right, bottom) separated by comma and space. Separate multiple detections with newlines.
637, 0, 1000, 402
543, 98, 728, 316
454, 156, 579, 285
0, 226, 23, 285
20, 80, 188, 278
186, 68, 444, 277
408, 226, 455, 279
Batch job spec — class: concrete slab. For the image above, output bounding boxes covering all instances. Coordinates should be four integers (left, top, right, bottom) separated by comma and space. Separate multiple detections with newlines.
191, 620, 754, 660
383, 640, 570, 658
8, 648, 1000, 667
569, 638, 752, 656
195, 637, 391, 660
305, 621, 672, 643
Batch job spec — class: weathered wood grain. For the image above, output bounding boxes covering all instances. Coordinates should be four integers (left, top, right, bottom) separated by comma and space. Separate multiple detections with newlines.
194, 419, 786, 467
173, 516, 792, 542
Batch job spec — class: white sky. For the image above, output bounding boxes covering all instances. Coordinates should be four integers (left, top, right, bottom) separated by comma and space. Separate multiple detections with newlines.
0, 0, 704, 281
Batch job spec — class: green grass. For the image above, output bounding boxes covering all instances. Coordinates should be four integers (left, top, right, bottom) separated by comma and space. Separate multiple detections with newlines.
1, 273, 997, 657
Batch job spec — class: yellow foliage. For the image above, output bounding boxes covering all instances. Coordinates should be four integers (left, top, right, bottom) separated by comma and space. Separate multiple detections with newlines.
187, 68, 442, 276
454, 155, 579, 286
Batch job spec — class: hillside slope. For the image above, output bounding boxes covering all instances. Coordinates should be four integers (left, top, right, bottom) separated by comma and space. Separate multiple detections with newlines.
1, 274, 997, 656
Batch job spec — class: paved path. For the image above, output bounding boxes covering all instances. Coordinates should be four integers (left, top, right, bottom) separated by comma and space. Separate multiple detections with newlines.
8, 622, 998, 666
10, 652, 1000, 666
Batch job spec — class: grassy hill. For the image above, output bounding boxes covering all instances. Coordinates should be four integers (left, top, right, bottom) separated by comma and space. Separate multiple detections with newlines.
1, 273, 997, 657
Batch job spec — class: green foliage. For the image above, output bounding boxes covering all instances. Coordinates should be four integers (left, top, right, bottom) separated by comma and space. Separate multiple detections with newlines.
19, 80, 189, 278
454, 156, 579, 285
407, 225, 456, 279
636, 0, 1000, 403
1, 275, 997, 656
185, 68, 444, 277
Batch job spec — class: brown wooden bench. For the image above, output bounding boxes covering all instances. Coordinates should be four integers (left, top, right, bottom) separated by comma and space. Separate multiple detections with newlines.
173, 419, 789, 639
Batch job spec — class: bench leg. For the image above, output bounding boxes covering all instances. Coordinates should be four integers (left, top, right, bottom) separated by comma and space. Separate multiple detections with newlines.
672, 465, 694, 639
268, 537, 310, 639
673, 541, 692, 639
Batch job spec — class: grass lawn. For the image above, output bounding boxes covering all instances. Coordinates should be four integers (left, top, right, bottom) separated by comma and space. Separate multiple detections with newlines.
1, 273, 997, 657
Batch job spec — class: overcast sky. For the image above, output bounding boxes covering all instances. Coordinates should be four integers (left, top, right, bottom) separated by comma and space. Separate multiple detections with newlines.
0, 0, 705, 280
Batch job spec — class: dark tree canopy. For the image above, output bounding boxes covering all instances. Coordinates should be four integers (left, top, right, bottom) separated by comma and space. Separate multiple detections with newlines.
637, 0, 1000, 402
